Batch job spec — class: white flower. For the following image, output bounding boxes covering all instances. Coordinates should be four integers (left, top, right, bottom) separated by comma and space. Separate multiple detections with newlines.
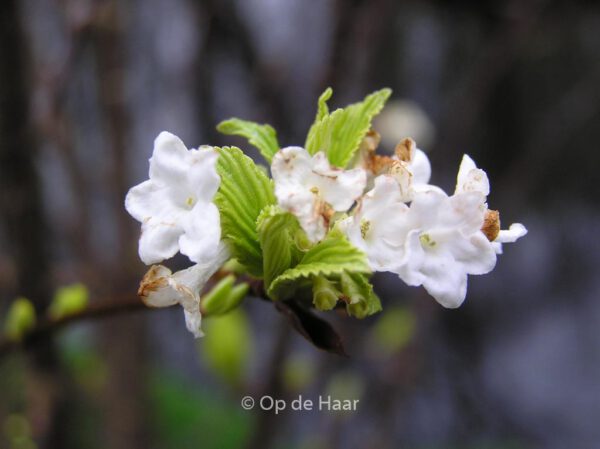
392, 189, 497, 308
492, 223, 528, 254
355, 136, 433, 201
125, 131, 222, 265
340, 175, 410, 271
454, 154, 527, 254
343, 153, 527, 308
394, 137, 432, 188
271, 146, 367, 242
138, 246, 229, 337
455, 154, 490, 197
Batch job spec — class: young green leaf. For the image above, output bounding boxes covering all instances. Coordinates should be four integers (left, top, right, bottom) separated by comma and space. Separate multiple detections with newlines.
305, 88, 392, 167
312, 275, 340, 311
257, 205, 302, 289
340, 272, 382, 319
49, 283, 89, 319
215, 147, 276, 277
201, 275, 249, 316
201, 309, 253, 387
268, 229, 371, 300
217, 118, 280, 163
4, 297, 36, 340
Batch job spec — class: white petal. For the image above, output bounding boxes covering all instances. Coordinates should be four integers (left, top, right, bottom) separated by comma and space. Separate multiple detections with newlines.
186, 147, 221, 203
391, 229, 427, 286
138, 265, 178, 307
149, 132, 190, 183
184, 309, 203, 338
492, 242, 504, 254
408, 189, 449, 229
295, 191, 328, 242
271, 146, 313, 190
138, 219, 183, 265
125, 180, 172, 223
455, 154, 490, 196
388, 162, 413, 202
178, 202, 222, 264
408, 149, 431, 186
443, 192, 487, 235
272, 147, 366, 242
439, 230, 497, 275
311, 152, 367, 211
138, 248, 229, 338
495, 223, 528, 243
419, 252, 468, 308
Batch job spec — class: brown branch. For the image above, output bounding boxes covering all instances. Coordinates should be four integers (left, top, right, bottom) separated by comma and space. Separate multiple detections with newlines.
0, 295, 147, 358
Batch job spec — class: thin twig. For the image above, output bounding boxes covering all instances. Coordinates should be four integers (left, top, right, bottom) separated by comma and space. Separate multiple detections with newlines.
0, 295, 146, 357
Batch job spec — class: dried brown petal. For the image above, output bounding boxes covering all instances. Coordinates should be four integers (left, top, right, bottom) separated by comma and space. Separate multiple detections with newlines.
481, 209, 501, 241
395, 137, 416, 162
137, 265, 172, 306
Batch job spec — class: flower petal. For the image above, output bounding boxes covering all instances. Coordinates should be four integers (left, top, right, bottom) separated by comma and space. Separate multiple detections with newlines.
178, 202, 222, 264
495, 223, 528, 243
138, 218, 183, 265
455, 154, 489, 196
408, 149, 431, 186
438, 230, 497, 275
125, 180, 172, 223
186, 147, 221, 203
138, 265, 178, 307
420, 251, 468, 308
149, 131, 190, 183
311, 152, 367, 211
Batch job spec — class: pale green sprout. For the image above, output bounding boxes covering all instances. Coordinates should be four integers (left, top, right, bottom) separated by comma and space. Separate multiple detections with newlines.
4, 297, 36, 341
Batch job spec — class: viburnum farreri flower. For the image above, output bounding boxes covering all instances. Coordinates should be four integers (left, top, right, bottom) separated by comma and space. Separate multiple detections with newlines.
137, 247, 228, 337
343, 152, 527, 308
125, 131, 222, 265
124, 87, 529, 344
271, 146, 367, 242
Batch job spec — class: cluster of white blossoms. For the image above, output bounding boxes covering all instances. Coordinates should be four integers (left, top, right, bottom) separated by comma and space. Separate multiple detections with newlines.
126, 120, 526, 337
272, 136, 526, 308
125, 132, 228, 337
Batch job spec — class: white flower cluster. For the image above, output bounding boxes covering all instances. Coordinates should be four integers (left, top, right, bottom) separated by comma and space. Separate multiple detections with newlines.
126, 130, 527, 337
273, 138, 527, 308
125, 132, 228, 337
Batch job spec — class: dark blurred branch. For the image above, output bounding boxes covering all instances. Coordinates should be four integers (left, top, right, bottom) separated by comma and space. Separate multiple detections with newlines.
435, 0, 547, 165
244, 317, 293, 449
0, 0, 51, 322
198, 0, 293, 141
0, 295, 146, 358
500, 65, 600, 204
35, 5, 96, 267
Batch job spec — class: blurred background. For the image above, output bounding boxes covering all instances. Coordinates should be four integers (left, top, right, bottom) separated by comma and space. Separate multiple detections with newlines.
1, 0, 599, 448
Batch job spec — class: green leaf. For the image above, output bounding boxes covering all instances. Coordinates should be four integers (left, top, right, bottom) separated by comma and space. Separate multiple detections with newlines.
340, 272, 382, 319
370, 306, 416, 354
315, 87, 333, 122
312, 275, 340, 311
4, 297, 36, 340
268, 229, 371, 300
201, 309, 253, 387
217, 118, 280, 163
201, 275, 249, 316
49, 283, 89, 320
215, 146, 276, 277
305, 88, 392, 167
257, 205, 303, 289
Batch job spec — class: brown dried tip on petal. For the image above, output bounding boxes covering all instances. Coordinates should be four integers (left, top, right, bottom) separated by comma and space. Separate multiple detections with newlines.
318, 200, 336, 227
137, 265, 170, 304
368, 154, 395, 175
481, 209, 501, 241
360, 129, 381, 153
395, 137, 416, 162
